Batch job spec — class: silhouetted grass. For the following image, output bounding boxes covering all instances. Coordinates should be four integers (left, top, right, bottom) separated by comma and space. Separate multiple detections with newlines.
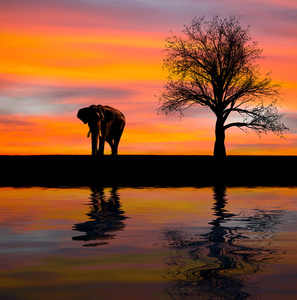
0, 155, 296, 187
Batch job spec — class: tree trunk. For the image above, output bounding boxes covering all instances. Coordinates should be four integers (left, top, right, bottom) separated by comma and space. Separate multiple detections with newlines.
214, 116, 227, 159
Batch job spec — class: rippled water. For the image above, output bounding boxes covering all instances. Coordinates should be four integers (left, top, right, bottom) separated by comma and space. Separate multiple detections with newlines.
0, 186, 296, 299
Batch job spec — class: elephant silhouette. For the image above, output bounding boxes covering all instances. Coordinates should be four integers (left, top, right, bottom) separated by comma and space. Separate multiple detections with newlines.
72, 187, 128, 247
77, 105, 125, 155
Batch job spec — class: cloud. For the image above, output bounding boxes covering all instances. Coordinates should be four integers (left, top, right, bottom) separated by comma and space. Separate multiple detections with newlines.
2, 0, 297, 38
0, 0, 296, 155
282, 113, 297, 134
0, 0, 175, 32
0, 80, 137, 116
0, 116, 32, 127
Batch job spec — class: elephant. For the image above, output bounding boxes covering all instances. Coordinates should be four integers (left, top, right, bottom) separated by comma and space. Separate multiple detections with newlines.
77, 105, 125, 156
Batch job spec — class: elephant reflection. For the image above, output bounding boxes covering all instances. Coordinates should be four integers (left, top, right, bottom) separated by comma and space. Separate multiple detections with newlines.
77, 105, 125, 156
72, 187, 128, 247
160, 186, 284, 300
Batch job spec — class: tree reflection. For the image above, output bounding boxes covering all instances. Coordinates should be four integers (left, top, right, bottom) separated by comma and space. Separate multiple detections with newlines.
72, 187, 128, 247
160, 186, 284, 300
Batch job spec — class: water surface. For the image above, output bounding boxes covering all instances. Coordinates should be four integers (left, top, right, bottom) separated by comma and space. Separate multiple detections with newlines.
0, 186, 296, 299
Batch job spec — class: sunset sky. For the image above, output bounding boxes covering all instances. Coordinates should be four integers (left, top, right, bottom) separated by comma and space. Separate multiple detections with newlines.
0, 0, 296, 155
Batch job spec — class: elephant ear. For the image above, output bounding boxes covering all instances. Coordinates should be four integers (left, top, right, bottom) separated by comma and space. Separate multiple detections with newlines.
101, 106, 115, 123
95, 107, 104, 120
89, 105, 104, 121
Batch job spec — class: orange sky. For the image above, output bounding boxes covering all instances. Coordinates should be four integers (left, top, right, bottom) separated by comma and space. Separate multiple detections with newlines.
0, 0, 296, 155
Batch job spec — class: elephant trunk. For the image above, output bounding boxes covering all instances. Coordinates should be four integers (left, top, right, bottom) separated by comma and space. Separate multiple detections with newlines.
87, 122, 102, 138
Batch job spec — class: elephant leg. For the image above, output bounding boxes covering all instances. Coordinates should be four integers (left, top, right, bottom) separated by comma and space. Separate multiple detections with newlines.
112, 129, 123, 155
112, 139, 119, 155
98, 136, 105, 156
91, 133, 98, 156
107, 139, 115, 155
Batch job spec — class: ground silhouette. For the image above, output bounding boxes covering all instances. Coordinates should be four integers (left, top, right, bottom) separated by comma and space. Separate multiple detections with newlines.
1, 155, 296, 187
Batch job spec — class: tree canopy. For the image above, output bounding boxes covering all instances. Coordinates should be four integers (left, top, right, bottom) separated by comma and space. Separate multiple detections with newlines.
158, 16, 288, 158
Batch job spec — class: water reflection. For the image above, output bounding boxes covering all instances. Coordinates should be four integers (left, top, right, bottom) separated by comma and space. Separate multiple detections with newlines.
160, 185, 284, 300
72, 187, 128, 247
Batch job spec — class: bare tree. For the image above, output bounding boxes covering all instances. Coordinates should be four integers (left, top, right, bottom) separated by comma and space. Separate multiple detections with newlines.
158, 16, 288, 158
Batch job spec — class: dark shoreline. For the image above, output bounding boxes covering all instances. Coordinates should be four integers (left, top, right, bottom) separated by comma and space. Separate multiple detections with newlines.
1, 155, 296, 187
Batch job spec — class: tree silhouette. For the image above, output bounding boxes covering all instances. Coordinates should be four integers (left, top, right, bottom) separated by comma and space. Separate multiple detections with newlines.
158, 16, 288, 158
159, 186, 284, 299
